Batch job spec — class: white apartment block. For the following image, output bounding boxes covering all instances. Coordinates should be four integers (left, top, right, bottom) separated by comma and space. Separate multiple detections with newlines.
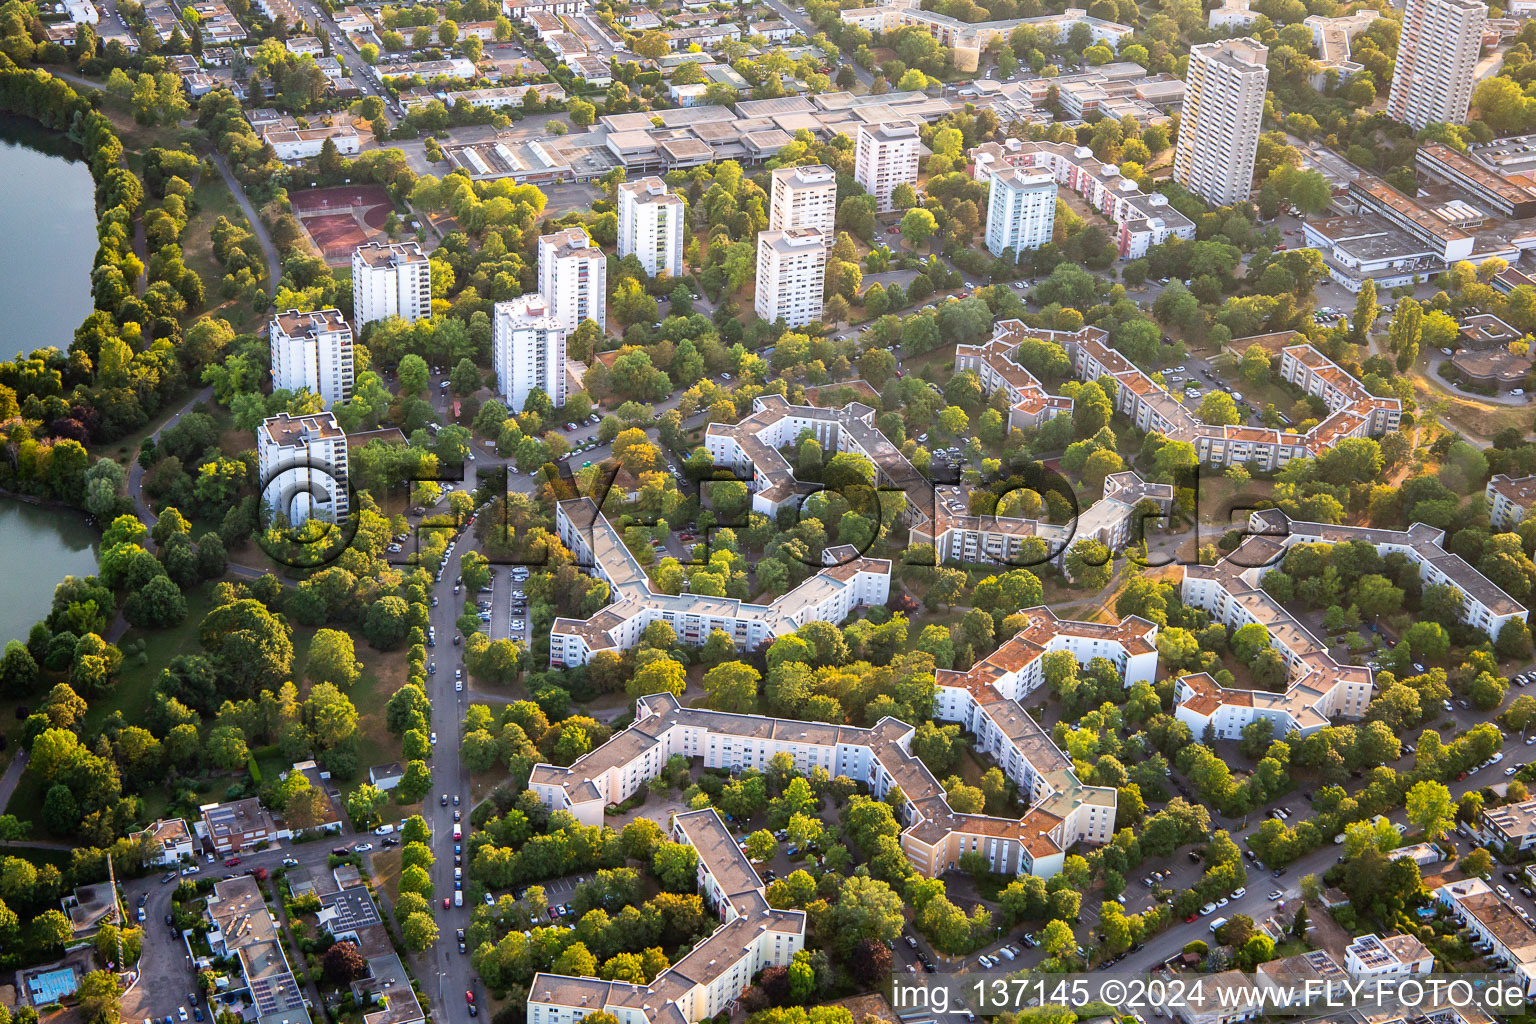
1344, 934, 1434, 978
269, 308, 353, 409
550, 499, 890, 666
1172, 38, 1268, 207
257, 411, 349, 525
1387, 0, 1486, 130
985, 167, 1057, 259
535, 605, 1126, 878
971, 139, 1196, 258
1435, 878, 1536, 993
351, 241, 432, 328
1176, 506, 1527, 739
1071, 330, 1402, 472
768, 164, 837, 239
616, 177, 685, 280
527, 808, 804, 1024
701, 385, 1170, 583
836, 5, 1131, 68
754, 228, 826, 327
537, 227, 606, 331
493, 293, 568, 412
854, 120, 921, 212
1488, 474, 1536, 529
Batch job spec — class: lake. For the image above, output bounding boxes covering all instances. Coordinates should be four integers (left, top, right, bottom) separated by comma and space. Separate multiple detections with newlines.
0, 501, 100, 645
0, 117, 103, 645
0, 114, 99, 355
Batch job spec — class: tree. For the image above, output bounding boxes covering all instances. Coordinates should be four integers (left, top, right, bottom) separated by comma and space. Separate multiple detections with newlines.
702, 662, 759, 714
346, 784, 388, 828
899, 208, 938, 249
628, 658, 687, 700
396, 760, 432, 803
745, 830, 778, 861
401, 911, 439, 951
364, 596, 411, 650
1405, 779, 1454, 841
322, 940, 366, 982
1198, 391, 1241, 426
76, 970, 121, 1024
31, 909, 72, 951
450, 357, 480, 397
1461, 847, 1493, 879
652, 841, 700, 891
1474, 76, 1532, 134
198, 599, 293, 697
306, 629, 360, 689
1351, 279, 1378, 344
825, 875, 906, 957
1065, 539, 1113, 589
634, 30, 669, 58
1239, 345, 1270, 388
398, 353, 428, 394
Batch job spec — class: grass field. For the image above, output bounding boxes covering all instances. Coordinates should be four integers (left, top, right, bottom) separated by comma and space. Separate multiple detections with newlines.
1411, 372, 1531, 441
183, 171, 267, 334
84, 587, 217, 735
5, 589, 405, 831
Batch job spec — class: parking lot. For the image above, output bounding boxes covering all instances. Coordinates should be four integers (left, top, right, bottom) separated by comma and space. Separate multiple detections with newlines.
476, 564, 530, 648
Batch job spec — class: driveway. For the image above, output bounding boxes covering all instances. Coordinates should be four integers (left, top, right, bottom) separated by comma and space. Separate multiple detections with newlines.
120, 873, 202, 1024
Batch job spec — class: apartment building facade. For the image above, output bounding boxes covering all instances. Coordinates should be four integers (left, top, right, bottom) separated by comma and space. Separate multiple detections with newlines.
1387, 0, 1487, 130
493, 293, 568, 412
970, 140, 1196, 258
257, 411, 350, 525
526, 808, 805, 1024
1172, 39, 1268, 207
985, 167, 1057, 259
1488, 473, 1536, 529
549, 497, 890, 667
351, 241, 432, 327
537, 227, 607, 331
269, 308, 354, 409
768, 164, 837, 239
617, 176, 685, 279
854, 120, 921, 212
754, 228, 827, 327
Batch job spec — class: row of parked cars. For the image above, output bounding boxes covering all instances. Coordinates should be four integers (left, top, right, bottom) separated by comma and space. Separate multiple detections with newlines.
976, 944, 1020, 969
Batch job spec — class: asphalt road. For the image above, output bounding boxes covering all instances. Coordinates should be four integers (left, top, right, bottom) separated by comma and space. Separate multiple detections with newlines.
406, 365, 733, 1011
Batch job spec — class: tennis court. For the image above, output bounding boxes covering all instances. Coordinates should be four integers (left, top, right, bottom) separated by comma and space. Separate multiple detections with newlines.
302, 214, 372, 263
289, 183, 390, 215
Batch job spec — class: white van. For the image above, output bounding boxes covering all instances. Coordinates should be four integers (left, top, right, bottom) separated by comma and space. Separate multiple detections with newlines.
454, 891, 463, 907
1209, 916, 1228, 934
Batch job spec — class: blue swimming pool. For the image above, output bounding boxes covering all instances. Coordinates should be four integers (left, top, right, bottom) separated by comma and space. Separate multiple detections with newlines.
28, 967, 77, 1005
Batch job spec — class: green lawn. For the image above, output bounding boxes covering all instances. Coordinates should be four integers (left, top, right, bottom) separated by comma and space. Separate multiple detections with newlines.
345, 655, 402, 792
7, 591, 404, 830
83, 586, 217, 736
